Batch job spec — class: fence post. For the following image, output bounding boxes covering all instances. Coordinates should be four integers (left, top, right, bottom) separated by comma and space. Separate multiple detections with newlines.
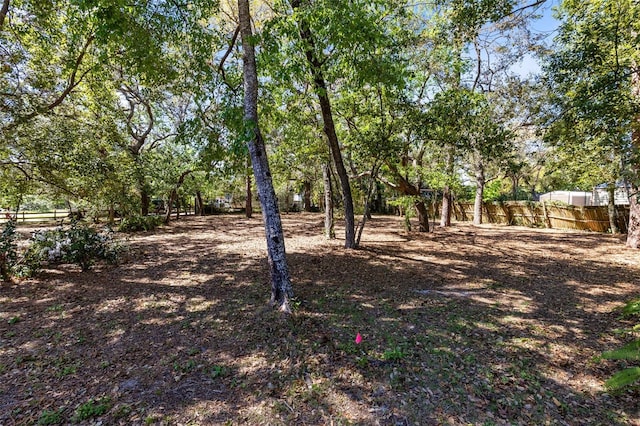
541, 201, 551, 228
501, 202, 512, 225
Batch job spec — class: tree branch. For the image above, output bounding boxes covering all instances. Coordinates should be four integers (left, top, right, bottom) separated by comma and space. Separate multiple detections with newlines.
0, 0, 9, 30
46, 34, 95, 111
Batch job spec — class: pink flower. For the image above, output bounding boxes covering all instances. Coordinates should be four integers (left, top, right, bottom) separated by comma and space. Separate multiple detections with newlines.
355, 333, 362, 344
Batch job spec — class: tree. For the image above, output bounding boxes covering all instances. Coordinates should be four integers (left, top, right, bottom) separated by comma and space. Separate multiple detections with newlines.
542, 0, 640, 247
0, 0, 219, 217
238, 0, 294, 312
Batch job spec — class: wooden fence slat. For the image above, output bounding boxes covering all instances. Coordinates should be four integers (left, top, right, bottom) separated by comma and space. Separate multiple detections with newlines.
429, 201, 628, 233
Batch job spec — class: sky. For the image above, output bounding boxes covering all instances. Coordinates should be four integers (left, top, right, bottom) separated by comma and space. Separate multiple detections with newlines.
512, 0, 561, 77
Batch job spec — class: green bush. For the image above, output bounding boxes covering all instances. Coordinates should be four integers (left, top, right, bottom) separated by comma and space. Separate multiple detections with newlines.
118, 215, 164, 232
0, 220, 18, 281
24, 221, 124, 273
602, 298, 640, 391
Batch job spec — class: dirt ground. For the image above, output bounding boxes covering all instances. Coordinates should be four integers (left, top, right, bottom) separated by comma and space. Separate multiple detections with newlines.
1, 213, 639, 425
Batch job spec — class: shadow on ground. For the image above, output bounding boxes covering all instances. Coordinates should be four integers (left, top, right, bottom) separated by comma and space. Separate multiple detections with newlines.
0, 214, 638, 425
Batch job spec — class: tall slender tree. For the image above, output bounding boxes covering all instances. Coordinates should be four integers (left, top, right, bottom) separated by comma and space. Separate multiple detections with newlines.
238, 0, 294, 311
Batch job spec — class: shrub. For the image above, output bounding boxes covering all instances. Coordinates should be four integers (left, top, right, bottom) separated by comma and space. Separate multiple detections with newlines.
118, 215, 164, 232
0, 219, 18, 281
602, 298, 640, 391
24, 221, 123, 272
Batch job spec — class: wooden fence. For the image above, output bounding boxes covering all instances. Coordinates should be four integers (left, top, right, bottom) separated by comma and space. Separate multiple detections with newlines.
0, 208, 195, 226
441, 201, 630, 233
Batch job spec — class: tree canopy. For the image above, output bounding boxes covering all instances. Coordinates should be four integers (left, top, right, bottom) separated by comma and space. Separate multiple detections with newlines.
2, 0, 639, 247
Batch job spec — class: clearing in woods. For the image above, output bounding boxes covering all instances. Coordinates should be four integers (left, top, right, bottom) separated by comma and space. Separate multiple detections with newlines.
1, 213, 639, 425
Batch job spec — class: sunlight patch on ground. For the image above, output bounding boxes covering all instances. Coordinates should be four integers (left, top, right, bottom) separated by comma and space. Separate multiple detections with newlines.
95, 297, 128, 314
186, 297, 218, 312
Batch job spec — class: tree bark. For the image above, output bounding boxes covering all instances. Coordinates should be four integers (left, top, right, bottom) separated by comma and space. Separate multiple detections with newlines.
322, 163, 335, 239
141, 187, 150, 216
303, 180, 312, 212
607, 183, 619, 234
440, 187, 452, 227
238, 0, 293, 311
0, 0, 9, 30
246, 165, 253, 219
628, 58, 640, 248
291, 0, 356, 248
628, 189, 640, 248
195, 191, 204, 216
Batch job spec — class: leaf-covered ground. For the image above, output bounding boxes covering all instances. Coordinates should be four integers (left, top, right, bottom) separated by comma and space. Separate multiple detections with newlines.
1, 213, 639, 425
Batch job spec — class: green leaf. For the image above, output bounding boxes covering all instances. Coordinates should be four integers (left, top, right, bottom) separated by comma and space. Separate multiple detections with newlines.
605, 367, 640, 391
602, 339, 640, 361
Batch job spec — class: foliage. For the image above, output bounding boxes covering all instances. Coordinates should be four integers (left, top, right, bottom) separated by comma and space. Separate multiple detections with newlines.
118, 215, 164, 232
37, 409, 64, 425
24, 221, 123, 273
0, 220, 18, 281
72, 398, 111, 422
601, 298, 640, 391
388, 196, 419, 231
541, 0, 640, 185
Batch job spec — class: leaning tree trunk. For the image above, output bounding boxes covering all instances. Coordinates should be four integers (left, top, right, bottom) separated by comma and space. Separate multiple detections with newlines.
238, 0, 293, 311
322, 162, 335, 239
292, 0, 356, 248
473, 159, 485, 226
386, 162, 429, 232
195, 191, 204, 216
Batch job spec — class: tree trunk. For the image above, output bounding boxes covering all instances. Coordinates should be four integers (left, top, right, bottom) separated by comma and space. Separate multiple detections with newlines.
440, 148, 453, 227
141, 188, 150, 216
607, 183, 619, 234
238, 0, 293, 311
414, 201, 429, 232
303, 180, 312, 212
196, 191, 204, 216
0, 0, 9, 30
291, 0, 356, 248
385, 162, 429, 232
440, 187, 452, 227
473, 159, 485, 226
322, 162, 335, 239
246, 167, 253, 218
628, 58, 640, 248
628, 189, 640, 248
511, 176, 519, 201
164, 170, 192, 224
